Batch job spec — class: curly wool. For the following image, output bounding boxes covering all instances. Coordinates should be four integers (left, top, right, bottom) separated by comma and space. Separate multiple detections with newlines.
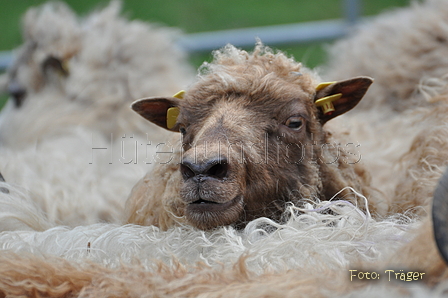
324, 0, 448, 212
324, 0, 448, 112
0, 184, 422, 297
197, 42, 319, 96
0, 0, 193, 148
0, 1, 193, 226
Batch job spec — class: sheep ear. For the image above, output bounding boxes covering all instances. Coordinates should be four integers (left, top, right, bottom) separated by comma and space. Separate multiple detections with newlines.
131, 97, 181, 132
41, 56, 69, 77
314, 76, 373, 124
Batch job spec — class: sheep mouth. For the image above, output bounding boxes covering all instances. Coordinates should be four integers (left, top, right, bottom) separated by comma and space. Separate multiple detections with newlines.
191, 199, 219, 205
186, 195, 244, 229
188, 196, 242, 212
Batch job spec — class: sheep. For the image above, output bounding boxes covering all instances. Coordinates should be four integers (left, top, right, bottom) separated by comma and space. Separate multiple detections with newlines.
320, 0, 448, 287
0, 1, 193, 227
125, 42, 390, 231
1, 1, 193, 148
324, 0, 448, 113
322, 0, 448, 214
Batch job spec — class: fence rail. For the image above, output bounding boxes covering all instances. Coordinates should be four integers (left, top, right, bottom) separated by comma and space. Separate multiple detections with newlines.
177, 18, 351, 53
0, 0, 360, 72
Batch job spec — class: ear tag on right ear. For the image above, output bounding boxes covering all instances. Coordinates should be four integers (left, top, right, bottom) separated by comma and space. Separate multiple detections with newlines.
315, 93, 342, 115
167, 107, 180, 129
316, 81, 336, 91
173, 90, 185, 99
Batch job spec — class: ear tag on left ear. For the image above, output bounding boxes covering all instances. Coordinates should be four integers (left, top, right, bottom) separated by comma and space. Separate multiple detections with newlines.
315, 93, 342, 115
166, 90, 185, 129
61, 60, 70, 76
167, 107, 180, 129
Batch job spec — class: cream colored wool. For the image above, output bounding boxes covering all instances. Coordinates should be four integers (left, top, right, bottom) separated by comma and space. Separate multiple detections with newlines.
0, 182, 427, 297
0, 181, 52, 231
324, 0, 448, 112
0, 1, 193, 148
0, 188, 410, 269
324, 0, 448, 208
330, 104, 448, 213
0, 128, 155, 227
0, 1, 193, 227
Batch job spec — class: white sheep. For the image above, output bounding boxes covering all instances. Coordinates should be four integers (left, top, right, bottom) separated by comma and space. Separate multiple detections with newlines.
324, 0, 448, 215
0, 1, 193, 227
1, 0, 193, 147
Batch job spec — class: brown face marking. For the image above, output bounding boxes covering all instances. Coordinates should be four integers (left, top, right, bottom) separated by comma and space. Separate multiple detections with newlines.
175, 78, 324, 229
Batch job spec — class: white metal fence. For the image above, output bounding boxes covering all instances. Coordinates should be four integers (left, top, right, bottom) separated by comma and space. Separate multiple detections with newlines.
0, 0, 361, 72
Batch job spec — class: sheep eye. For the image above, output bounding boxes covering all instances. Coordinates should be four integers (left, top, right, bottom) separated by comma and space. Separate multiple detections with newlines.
179, 126, 187, 135
285, 116, 304, 131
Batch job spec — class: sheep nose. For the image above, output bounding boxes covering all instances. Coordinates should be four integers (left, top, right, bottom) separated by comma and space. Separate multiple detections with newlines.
180, 157, 229, 181
8, 81, 27, 108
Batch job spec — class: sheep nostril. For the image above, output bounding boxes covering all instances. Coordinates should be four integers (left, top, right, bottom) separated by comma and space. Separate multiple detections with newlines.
180, 162, 196, 180
206, 162, 228, 179
180, 157, 229, 181
12, 90, 27, 108
8, 82, 27, 108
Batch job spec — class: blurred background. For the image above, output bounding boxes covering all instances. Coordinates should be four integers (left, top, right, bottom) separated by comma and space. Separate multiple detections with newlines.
0, 0, 411, 108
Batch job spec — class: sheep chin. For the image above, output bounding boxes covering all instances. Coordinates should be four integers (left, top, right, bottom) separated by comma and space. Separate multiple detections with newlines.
185, 195, 244, 230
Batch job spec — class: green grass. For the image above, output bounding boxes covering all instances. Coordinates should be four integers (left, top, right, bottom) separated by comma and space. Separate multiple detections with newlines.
0, 95, 7, 110
0, 0, 411, 108
0, 0, 411, 60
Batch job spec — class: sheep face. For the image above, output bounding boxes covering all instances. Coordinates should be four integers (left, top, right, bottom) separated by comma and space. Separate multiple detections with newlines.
6, 42, 70, 108
132, 47, 373, 230
176, 92, 316, 230
3, 2, 80, 109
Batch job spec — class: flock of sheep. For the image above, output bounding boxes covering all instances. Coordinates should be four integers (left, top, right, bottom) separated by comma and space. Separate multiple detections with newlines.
1, 0, 448, 297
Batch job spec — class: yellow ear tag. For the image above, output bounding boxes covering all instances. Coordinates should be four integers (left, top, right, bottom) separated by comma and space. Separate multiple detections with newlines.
315, 81, 336, 91
167, 107, 180, 129
315, 93, 342, 115
166, 90, 185, 129
61, 60, 70, 75
173, 90, 185, 99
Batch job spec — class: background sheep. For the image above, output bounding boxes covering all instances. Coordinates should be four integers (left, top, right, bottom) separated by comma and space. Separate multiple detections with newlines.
1, 1, 193, 147
324, 0, 448, 113
0, 1, 194, 227
322, 0, 448, 288
323, 0, 448, 215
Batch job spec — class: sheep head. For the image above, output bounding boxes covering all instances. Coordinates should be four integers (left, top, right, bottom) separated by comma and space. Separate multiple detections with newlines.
132, 45, 373, 230
5, 2, 80, 108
